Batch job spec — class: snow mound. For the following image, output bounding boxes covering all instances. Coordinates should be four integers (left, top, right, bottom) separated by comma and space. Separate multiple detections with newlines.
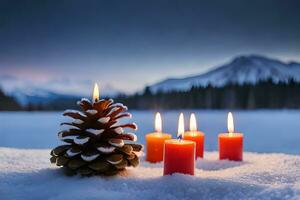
0, 148, 299, 200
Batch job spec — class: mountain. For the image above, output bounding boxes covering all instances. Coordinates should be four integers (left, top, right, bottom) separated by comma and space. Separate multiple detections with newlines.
149, 55, 300, 93
0, 76, 121, 106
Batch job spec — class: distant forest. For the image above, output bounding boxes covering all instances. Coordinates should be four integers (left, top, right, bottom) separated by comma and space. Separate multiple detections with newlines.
1, 79, 300, 111
115, 79, 300, 110
0, 89, 22, 111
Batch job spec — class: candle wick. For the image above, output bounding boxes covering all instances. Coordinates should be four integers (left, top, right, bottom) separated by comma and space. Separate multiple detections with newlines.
177, 135, 183, 140
93, 98, 98, 103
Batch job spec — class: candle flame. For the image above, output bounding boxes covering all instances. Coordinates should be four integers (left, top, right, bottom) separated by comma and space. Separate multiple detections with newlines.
190, 113, 197, 131
227, 112, 234, 137
93, 83, 100, 102
155, 112, 162, 133
178, 113, 185, 139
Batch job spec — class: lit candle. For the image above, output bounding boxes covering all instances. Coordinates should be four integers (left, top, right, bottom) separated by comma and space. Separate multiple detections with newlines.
93, 83, 100, 102
218, 112, 243, 161
163, 113, 195, 175
146, 113, 172, 163
184, 113, 205, 158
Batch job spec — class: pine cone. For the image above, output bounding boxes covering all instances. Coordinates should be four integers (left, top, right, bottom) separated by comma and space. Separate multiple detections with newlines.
50, 98, 143, 176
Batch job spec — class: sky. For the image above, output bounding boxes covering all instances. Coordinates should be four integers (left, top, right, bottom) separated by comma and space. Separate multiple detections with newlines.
0, 0, 300, 94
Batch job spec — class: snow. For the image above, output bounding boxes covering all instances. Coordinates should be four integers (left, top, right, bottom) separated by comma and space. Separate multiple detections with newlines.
1, 110, 300, 199
86, 109, 98, 115
1, 110, 300, 154
73, 119, 84, 124
86, 128, 104, 136
66, 149, 81, 157
107, 107, 121, 115
73, 136, 90, 145
149, 55, 300, 93
114, 127, 124, 134
0, 148, 299, 200
97, 146, 116, 153
63, 110, 86, 117
98, 117, 110, 123
81, 153, 99, 162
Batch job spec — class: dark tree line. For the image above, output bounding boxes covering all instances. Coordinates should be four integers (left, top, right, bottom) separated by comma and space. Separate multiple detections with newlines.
115, 79, 300, 110
0, 89, 22, 111
1, 79, 300, 111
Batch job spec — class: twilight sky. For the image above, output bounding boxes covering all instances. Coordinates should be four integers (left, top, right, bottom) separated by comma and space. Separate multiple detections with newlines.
0, 0, 300, 94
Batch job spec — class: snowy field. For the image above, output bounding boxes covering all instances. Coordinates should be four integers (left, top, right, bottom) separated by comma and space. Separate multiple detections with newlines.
0, 148, 299, 200
0, 110, 300, 200
0, 110, 300, 154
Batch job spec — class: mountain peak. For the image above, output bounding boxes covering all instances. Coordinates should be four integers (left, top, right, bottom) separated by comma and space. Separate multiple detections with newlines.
149, 55, 300, 93
231, 54, 284, 66
233, 54, 265, 61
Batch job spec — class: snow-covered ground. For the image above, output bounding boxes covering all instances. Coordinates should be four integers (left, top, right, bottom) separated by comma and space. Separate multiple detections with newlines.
0, 148, 299, 200
0, 110, 300, 154
0, 110, 300, 199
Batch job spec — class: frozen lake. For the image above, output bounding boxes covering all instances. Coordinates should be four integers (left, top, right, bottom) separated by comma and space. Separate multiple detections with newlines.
0, 110, 300, 154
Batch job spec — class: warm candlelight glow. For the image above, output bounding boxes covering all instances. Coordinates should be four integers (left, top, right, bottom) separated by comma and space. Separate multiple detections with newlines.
190, 113, 197, 132
155, 112, 162, 133
178, 113, 185, 139
227, 112, 234, 137
93, 83, 100, 102
146, 112, 172, 162
219, 112, 243, 161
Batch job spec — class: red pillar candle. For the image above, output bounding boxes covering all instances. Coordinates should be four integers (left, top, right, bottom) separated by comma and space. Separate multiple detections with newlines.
164, 140, 195, 175
146, 113, 172, 163
184, 113, 205, 158
218, 112, 243, 161
164, 113, 195, 176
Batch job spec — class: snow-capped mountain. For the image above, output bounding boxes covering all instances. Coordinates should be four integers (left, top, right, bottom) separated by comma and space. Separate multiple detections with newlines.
0, 76, 121, 105
149, 55, 300, 93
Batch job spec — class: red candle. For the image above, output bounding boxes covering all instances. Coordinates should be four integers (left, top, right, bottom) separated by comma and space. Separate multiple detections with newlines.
146, 113, 172, 163
184, 113, 205, 158
218, 112, 243, 161
164, 113, 195, 176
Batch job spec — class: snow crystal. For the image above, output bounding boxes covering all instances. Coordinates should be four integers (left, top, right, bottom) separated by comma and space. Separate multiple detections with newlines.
107, 107, 119, 115
86, 109, 98, 115
81, 154, 99, 162
107, 158, 122, 165
98, 117, 110, 123
63, 109, 86, 117
73, 119, 84, 124
73, 137, 89, 145
117, 112, 132, 119
114, 127, 124, 134
109, 103, 124, 107
86, 129, 104, 136
97, 146, 116, 153
0, 148, 299, 200
127, 133, 137, 142
66, 149, 81, 157
132, 122, 138, 130
78, 98, 91, 104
